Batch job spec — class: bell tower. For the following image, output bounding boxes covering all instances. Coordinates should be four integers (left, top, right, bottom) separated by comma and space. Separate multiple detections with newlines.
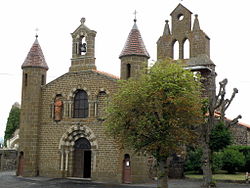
157, 4, 215, 97
69, 18, 96, 72
157, 3, 210, 60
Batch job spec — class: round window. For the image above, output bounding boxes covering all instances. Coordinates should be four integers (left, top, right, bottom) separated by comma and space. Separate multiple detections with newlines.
177, 14, 184, 21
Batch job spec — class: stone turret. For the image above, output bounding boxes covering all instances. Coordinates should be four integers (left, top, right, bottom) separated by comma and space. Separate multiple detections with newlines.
19, 36, 48, 176
119, 19, 150, 80
69, 18, 97, 72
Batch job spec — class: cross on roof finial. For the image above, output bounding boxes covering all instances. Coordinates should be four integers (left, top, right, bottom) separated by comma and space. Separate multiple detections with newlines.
133, 10, 137, 22
35, 28, 39, 38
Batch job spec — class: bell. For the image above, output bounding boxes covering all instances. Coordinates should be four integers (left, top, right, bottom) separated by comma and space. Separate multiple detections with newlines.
80, 43, 87, 53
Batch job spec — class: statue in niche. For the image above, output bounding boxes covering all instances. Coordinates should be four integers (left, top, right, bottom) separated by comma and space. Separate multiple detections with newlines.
54, 96, 63, 121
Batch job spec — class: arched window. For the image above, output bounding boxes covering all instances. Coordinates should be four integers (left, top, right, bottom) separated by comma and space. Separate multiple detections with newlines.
73, 90, 88, 118
173, 40, 179, 60
183, 38, 190, 59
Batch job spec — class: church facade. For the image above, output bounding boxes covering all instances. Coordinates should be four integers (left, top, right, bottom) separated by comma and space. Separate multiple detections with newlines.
17, 4, 249, 183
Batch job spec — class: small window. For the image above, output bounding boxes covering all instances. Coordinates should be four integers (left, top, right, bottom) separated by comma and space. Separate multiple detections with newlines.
24, 73, 28, 86
73, 90, 89, 118
126, 64, 131, 79
41, 75, 45, 85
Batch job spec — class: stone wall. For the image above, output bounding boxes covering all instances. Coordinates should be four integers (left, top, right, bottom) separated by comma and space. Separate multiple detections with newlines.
0, 149, 17, 171
230, 124, 250, 146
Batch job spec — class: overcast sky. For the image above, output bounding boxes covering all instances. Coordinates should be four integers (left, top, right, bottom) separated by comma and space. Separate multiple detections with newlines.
0, 0, 250, 139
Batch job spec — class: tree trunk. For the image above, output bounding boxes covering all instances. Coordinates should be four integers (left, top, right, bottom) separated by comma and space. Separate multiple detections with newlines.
201, 142, 213, 187
158, 158, 169, 188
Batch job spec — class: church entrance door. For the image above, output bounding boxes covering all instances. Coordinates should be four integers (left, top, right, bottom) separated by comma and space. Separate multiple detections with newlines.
73, 138, 91, 178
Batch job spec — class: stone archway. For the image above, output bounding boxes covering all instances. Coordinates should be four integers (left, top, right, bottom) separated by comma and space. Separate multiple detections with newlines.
59, 124, 98, 177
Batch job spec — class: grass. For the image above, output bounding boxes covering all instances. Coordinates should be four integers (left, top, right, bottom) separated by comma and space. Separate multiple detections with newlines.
185, 173, 246, 181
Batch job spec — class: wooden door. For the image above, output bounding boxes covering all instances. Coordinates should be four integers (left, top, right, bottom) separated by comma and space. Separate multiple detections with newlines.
73, 149, 84, 177
122, 154, 131, 183
73, 138, 91, 178
17, 152, 24, 176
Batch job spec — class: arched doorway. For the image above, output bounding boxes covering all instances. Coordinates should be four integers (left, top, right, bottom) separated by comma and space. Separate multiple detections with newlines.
73, 138, 91, 178
122, 154, 131, 183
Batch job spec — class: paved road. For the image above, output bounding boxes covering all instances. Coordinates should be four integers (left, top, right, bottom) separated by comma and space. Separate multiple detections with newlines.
0, 171, 249, 188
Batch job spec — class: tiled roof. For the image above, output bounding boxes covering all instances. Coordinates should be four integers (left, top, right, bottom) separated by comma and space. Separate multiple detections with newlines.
119, 21, 150, 59
21, 37, 48, 70
93, 70, 120, 80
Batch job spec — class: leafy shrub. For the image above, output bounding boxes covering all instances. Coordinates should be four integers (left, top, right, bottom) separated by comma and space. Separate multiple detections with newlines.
222, 148, 245, 174
184, 148, 202, 173
227, 145, 250, 172
212, 152, 223, 173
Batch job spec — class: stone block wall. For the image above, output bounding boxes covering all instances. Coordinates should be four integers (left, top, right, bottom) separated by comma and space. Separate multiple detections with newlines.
0, 149, 17, 171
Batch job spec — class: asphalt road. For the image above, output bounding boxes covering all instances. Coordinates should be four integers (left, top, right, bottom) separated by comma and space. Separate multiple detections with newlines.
0, 171, 249, 188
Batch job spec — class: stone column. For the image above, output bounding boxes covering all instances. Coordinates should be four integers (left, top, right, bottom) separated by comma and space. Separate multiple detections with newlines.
60, 149, 64, 171
65, 150, 69, 172
94, 101, 97, 117
69, 101, 72, 118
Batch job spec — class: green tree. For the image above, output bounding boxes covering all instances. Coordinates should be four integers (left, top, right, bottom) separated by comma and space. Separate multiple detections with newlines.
105, 59, 204, 188
209, 121, 232, 152
4, 103, 20, 146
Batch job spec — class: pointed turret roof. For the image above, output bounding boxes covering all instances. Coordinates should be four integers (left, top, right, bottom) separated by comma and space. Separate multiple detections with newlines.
193, 14, 201, 31
163, 20, 171, 36
119, 19, 150, 59
21, 36, 48, 70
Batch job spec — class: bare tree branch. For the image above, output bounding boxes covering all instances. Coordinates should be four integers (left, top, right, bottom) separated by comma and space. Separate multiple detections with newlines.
227, 115, 242, 128
224, 88, 238, 112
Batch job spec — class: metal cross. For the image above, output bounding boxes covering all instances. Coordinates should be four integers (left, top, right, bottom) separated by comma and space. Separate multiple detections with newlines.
35, 28, 39, 38
133, 10, 138, 20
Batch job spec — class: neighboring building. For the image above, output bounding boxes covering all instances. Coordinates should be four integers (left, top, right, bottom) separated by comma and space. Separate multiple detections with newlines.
0, 149, 17, 171
6, 129, 19, 150
17, 3, 249, 183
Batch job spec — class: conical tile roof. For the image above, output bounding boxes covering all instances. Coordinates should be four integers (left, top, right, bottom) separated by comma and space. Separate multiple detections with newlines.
22, 37, 48, 70
119, 20, 150, 59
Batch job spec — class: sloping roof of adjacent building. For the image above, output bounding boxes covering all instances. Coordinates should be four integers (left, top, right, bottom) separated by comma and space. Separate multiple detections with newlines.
21, 36, 49, 70
119, 20, 150, 59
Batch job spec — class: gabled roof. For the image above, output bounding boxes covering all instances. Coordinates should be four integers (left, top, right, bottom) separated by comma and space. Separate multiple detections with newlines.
170, 3, 192, 16
21, 37, 48, 70
119, 20, 150, 59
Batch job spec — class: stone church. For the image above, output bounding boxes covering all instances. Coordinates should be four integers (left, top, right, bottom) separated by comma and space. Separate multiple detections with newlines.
17, 4, 249, 183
